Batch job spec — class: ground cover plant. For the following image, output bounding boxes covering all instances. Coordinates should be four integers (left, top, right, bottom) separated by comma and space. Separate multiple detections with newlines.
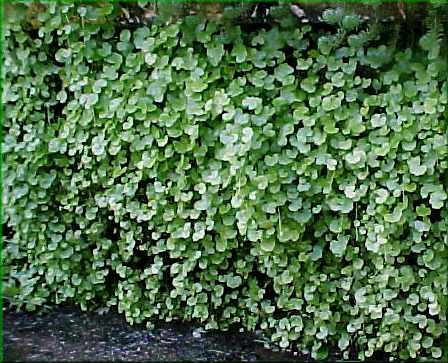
3, 2, 448, 361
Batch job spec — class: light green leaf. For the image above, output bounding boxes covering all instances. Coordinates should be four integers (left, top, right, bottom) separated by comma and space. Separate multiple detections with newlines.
207, 43, 224, 67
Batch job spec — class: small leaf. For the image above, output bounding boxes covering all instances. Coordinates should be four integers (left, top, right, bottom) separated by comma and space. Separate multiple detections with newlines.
260, 238, 275, 252
429, 190, 447, 209
330, 236, 349, 257
207, 43, 224, 67
242, 97, 262, 111
232, 43, 247, 63
408, 156, 427, 176
92, 135, 107, 156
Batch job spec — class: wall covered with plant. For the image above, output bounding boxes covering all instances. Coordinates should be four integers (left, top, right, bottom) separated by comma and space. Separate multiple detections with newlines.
3, 2, 447, 360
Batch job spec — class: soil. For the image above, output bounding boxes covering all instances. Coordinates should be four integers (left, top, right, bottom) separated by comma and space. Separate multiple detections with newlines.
3, 304, 306, 362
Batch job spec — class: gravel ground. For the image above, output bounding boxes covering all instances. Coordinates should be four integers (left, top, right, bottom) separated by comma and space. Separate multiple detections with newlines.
4, 304, 305, 362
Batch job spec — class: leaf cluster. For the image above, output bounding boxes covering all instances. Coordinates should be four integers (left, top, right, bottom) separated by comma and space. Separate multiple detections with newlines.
3, 4, 448, 361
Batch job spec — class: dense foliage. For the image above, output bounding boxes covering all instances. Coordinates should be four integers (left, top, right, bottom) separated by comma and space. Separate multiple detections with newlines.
3, 3, 448, 361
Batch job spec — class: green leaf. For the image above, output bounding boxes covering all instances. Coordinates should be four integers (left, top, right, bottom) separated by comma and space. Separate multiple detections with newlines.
145, 53, 157, 66
322, 95, 341, 111
55, 48, 71, 62
322, 8, 343, 25
232, 43, 247, 63
260, 238, 275, 252
48, 139, 62, 153
92, 135, 107, 156
342, 15, 361, 31
327, 196, 353, 213
207, 43, 224, 67
120, 29, 131, 42
56, 90, 67, 103
429, 190, 447, 209
408, 156, 427, 176
384, 206, 403, 223
371, 114, 386, 128
227, 275, 242, 289
93, 79, 107, 93
300, 76, 318, 93
330, 236, 349, 257
338, 333, 350, 350
242, 97, 262, 111
274, 63, 294, 83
